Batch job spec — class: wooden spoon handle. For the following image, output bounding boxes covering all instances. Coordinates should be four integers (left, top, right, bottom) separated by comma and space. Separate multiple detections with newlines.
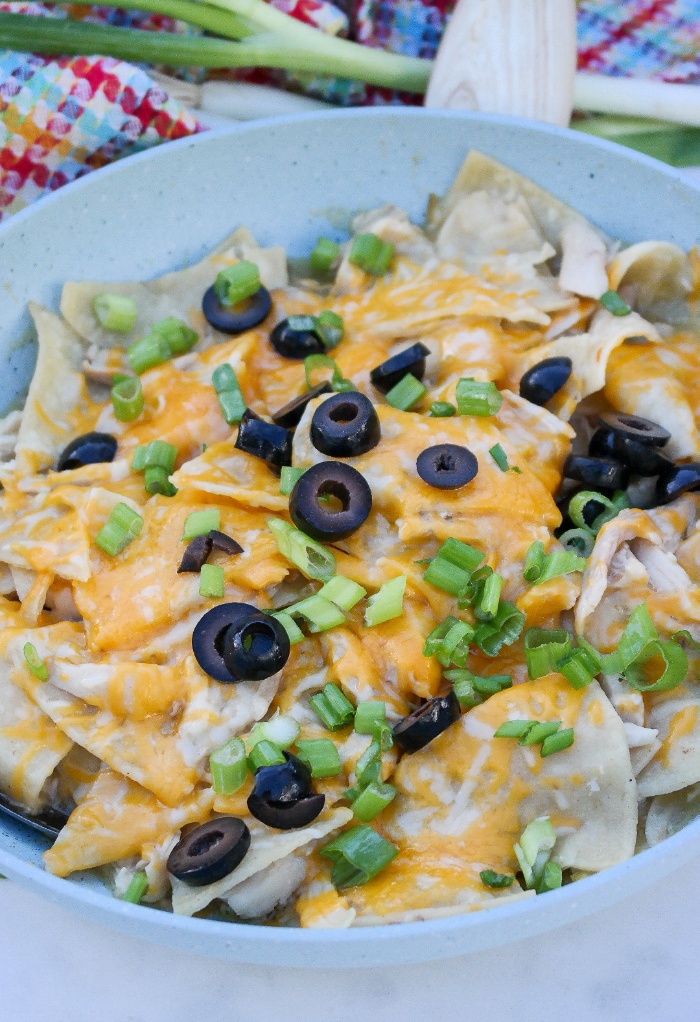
425, 0, 577, 127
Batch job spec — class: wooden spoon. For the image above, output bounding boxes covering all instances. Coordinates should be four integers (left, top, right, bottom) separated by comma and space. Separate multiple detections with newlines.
425, 0, 577, 127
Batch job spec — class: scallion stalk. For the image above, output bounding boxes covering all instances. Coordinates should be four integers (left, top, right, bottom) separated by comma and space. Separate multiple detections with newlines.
351, 780, 396, 822
319, 574, 367, 611
248, 739, 286, 771
455, 378, 502, 417
215, 261, 260, 306
122, 871, 149, 904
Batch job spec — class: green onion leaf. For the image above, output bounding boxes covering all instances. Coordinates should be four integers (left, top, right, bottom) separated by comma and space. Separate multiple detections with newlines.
364, 576, 406, 627
493, 720, 536, 740
514, 816, 556, 890
480, 870, 515, 889
319, 824, 399, 888
210, 738, 248, 795
214, 260, 260, 307
385, 373, 427, 411
624, 639, 688, 693
600, 289, 632, 317
280, 466, 305, 496
319, 574, 367, 611
524, 628, 572, 680
23, 642, 48, 681
423, 617, 460, 658
183, 508, 220, 541
473, 602, 525, 657
267, 517, 336, 583
122, 871, 148, 904
315, 310, 344, 350
423, 556, 471, 597
455, 377, 503, 417
111, 375, 143, 422
270, 611, 305, 646
430, 401, 456, 418
434, 619, 475, 669
138, 440, 178, 474
439, 537, 484, 573
477, 571, 503, 621
199, 563, 224, 599
568, 490, 624, 534
535, 859, 563, 893
310, 238, 341, 275
541, 728, 575, 757
447, 669, 512, 708
351, 780, 396, 822
354, 700, 386, 735
309, 683, 355, 731
523, 541, 588, 586
93, 293, 137, 333
127, 332, 171, 375
95, 503, 143, 556
615, 603, 658, 671
304, 354, 353, 393
294, 738, 342, 778
523, 541, 546, 582
519, 721, 562, 746
348, 233, 395, 276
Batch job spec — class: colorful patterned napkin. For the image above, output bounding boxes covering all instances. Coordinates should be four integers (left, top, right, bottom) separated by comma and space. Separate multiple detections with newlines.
1, 0, 699, 219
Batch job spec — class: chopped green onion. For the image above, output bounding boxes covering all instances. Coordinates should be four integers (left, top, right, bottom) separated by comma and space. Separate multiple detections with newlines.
600, 289, 632, 317
568, 490, 624, 534
494, 720, 536, 739
489, 443, 519, 472
93, 292, 137, 333
364, 576, 406, 627
423, 556, 471, 597
519, 721, 562, 746
151, 316, 198, 356
672, 630, 700, 652
130, 446, 147, 472
209, 738, 248, 795
111, 376, 143, 422
183, 508, 220, 541
127, 332, 171, 375
351, 780, 396, 822
270, 610, 304, 646
23, 642, 48, 681
384, 373, 427, 411
267, 517, 336, 582
144, 466, 177, 497
556, 645, 600, 689
111, 500, 144, 535
354, 737, 383, 787
319, 824, 399, 888
448, 668, 512, 709
320, 575, 367, 611
524, 628, 572, 680
249, 712, 300, 750
304, 354, 353, 393
310, 238, 341, 275
457, 564, 492, 610
122, 871, 148, 904
95, 503, 143, 556
514, 816, 556, 890
348, 233, 395, 276
523, 541, 587, 586
423, 617, 460, 658
624, 639, 688, 693
535, 859, 563, 893
199, 563, 225, 599
612, 603, 657, 672
212, 364, 246, 424
430, 401, 456, 417
289, 594, 346, 633
354, 700, 386, 735
309, 683, 355, 731
558, 528, 595, 558
541, 728, 575, 758
135, 440, 178, 474
473, 602, 525, 657
480, 870, 515, 889
295, 738, 342, 778
477, 571, 503, 620
455, 377, 503, 417
440, 537, 484, 573
214, 260, 260, 306
434, 619, 475, 669
315, 310, 344, 350
280, 466, 305, 495
523, 541, 545, 582
248, 740, 286, 771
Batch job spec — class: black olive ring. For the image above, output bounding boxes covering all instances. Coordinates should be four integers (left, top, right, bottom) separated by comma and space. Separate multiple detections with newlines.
310, 392, 381, 458
656, 462, 700, 505
202, 284, 272, 335
57, 431, 118, 472
598, 411, 671, 448
589, 427, 673, 477
222, 613, 291, 682
167, 817, 251, 887
270, 317, 326, 360
289, 461, 372, 542
562, 454, 630, 491
192, 602, 261, 682
247, 752, 325, 831
416, 443, 479, 490
370, 342, 431, 395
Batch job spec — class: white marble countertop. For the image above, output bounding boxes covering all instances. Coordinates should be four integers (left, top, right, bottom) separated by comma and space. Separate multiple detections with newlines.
1, 857, 699, 1022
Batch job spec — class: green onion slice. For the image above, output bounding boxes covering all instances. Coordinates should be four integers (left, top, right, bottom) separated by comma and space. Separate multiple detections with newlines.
199, 563, 224, 599
294, 738, 342, 778
111, 375, 143, 422
558, 528, 595, 557
93, 292, 137, 333
523, 541, 587, 586
248, 740, 286, 771
455, 377, 503, 417
270, 611, 304, 646
556, 644, 601, 689
315, 310, 344, 350
122, 871, 149, 904
249, 712, 301, 751
309, 683, 355, 731
473, 602, 525, 657
535, 859, 563, 893
304, 354, 354, 393
210, 738, 248, 795
364, 576, 406, 627
127, 333, 171, 375
132, 439, 178, 474
385, 373, 427, 411
268, 517, 336, 583
310, 238, 341, 275
524, 628, 572, 680
624, 639, 689, 693
423, 556, 470, 597
480, 870, 515, 889
519, 720, 562, 746
514, 816, 556, 890
568, 490, 627, 534
319, 824, 399, 888
289, 594, 346, 633
348, 234, 395, 276
144, 466, 177, 497
493, 720, 536, 740
440, 537, 484, 572
354, 700, 386, 735
183, 508, 220, 541
23, 642, 48, 681
541, 728, 575, 757
476, 571, 503, 621
351, 780, 396, 822
430, 401, 456, 418
319, 575, 367, 611
600, 289, 632, 316
280, 466, 305, 496
489, 443, 520, 472
447, 669, 512, 709
214, 260, 260, 307
212, 364, 246, 424
95, 503, 143, 556
151, 316, 198, 356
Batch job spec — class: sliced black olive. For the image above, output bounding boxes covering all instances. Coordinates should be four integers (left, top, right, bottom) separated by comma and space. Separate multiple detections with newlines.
167, 817, 250, 887
202, 285, 272, 335
271, 382, 333, 429
589, 426, 673, 477
191, 602, 260, 682
370, 342, 431, 395
57, 431, 117, 471
563, 454, 629, 491
178, 534, 213, 573
655, 462, 700, 504
247, 752, 325, 830
270, 317, 326, 360
393, 690, 462, 753
598, 412, 670, 448
519, 357, 572, 406
416, 443, 478, 490
310, 392, 381, 458
222, 612, 290, 682
289, 461, 372, 542
208, 530, 243, 555
235, 409, 292, 471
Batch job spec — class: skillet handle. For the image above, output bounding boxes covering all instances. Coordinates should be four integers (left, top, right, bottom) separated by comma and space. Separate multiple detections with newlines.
425, 0, 577, 128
